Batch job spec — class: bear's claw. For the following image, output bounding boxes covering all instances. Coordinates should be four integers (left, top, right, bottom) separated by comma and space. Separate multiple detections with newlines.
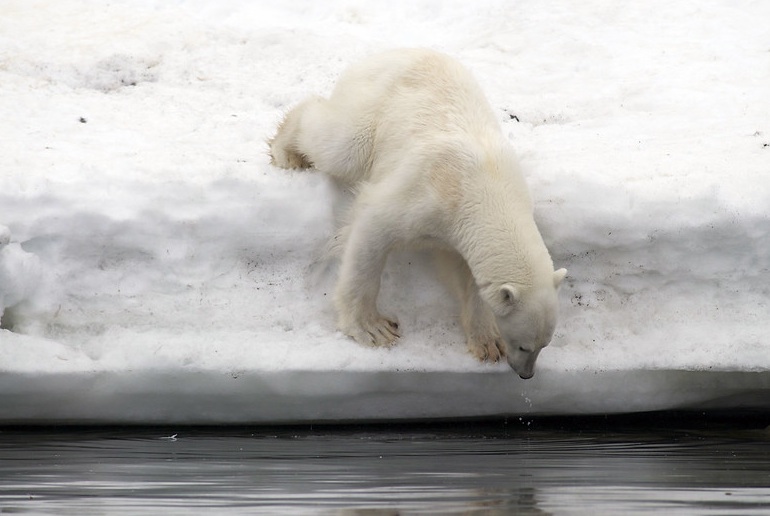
469, 336, 506, 363
268, 143, 311, 169
347, 316, 401, 348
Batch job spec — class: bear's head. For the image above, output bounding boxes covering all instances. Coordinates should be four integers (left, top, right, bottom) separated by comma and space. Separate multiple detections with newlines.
481, 268, 567, 379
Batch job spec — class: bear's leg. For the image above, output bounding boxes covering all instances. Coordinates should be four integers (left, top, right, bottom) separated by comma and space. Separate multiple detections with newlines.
334, 194, 401, 347
270, 97, 367, 186
434, 250, 506, 362
268, 96, 323, 170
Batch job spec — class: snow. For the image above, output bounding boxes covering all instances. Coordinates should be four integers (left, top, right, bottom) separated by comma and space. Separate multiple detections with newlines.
1, 0, 768, 423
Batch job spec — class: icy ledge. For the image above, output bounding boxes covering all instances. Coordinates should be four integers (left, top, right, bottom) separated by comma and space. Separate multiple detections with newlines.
1, 0, 769, 424
0, 173, 769, 424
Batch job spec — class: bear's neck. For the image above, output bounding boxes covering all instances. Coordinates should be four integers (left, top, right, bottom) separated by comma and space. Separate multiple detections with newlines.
452, 182, 554, 290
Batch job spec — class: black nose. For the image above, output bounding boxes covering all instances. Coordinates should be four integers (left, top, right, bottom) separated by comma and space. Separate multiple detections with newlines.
518, 372, 534, 380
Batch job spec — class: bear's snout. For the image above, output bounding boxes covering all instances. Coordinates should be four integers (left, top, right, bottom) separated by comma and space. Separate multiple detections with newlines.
508, 349, 538, 380
513, 364, 535, 380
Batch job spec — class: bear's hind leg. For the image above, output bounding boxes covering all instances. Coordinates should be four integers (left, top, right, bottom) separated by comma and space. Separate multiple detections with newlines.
270, 96, 368, 186
434, 250, 506, 362
268, 97, 323, 169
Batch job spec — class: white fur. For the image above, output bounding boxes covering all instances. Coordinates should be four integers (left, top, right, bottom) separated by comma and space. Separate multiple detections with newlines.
269, 49, 566, 378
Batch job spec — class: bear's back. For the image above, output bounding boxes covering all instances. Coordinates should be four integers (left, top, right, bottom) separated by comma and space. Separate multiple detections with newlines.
331, 49, 499, 143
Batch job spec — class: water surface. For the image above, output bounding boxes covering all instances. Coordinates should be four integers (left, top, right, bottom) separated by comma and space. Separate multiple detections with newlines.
2, 414, 769, 514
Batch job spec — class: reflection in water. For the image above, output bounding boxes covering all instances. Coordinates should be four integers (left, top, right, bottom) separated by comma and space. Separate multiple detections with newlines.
1, 420, 769, 515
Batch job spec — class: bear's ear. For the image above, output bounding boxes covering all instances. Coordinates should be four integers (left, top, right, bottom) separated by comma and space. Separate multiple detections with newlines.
553, 268, 567, 289
500, 284, 521, 308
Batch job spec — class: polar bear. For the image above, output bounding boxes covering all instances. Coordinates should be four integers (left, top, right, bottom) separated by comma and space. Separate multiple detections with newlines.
269, 49, 566, 379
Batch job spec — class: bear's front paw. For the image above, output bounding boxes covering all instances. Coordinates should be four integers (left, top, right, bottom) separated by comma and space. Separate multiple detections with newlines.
345, 316, 401, 348
468, 335, 506, 363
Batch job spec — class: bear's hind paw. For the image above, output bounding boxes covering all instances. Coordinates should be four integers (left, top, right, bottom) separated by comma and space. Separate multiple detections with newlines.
268, 144, 312, 169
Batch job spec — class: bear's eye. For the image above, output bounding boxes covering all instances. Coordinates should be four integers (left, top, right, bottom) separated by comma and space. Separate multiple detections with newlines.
518, 346, 530, 353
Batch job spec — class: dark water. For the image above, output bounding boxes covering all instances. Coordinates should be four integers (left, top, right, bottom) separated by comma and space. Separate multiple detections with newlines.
2, 414, 770, 515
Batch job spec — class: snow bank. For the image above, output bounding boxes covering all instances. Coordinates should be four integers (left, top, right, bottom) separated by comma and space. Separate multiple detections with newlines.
0, 0, 768, 423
